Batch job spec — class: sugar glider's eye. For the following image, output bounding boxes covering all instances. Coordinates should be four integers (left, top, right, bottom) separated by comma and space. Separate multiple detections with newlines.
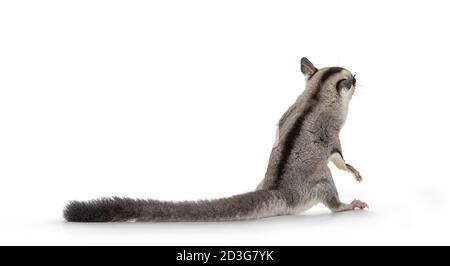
337, 79, 351, 91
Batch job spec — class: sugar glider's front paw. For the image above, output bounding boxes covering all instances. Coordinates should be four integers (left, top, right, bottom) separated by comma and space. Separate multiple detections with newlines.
345, 163, 362, 182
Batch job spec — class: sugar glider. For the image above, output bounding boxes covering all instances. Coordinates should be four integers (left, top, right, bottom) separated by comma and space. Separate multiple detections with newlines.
64, 57, 368, 222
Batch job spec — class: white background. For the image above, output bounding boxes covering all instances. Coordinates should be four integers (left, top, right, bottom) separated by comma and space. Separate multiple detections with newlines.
1, 0, 449, 245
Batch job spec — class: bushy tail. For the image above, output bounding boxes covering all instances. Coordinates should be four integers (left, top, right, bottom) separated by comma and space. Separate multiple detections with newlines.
63, 190, 287, 222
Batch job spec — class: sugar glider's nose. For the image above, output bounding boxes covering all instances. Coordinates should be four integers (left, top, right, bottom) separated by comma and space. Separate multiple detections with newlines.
351, 75, 356, 86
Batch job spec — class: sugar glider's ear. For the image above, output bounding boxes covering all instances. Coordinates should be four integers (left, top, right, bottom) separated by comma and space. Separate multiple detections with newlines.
300, 57, 317, 78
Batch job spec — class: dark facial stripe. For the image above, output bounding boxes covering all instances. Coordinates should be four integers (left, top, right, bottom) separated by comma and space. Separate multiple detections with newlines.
269, 67, 343, 189
311, 67, 343, 101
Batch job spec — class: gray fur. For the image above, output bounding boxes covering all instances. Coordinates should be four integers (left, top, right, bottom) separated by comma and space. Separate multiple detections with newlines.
64, 57, 366, 222
64, 191, 287, 222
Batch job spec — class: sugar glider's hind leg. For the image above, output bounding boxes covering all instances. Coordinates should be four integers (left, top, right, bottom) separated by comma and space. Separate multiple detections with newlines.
312, 168, 368, 213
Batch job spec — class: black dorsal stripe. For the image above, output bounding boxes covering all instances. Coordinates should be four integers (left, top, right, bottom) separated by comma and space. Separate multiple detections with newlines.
270, 67, 343, 189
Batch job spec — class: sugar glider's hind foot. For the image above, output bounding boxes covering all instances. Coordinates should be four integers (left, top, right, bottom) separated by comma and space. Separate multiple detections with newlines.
332, 199, 369, 212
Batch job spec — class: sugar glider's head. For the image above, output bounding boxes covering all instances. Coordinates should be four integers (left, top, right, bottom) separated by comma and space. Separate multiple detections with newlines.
300, 57, 356, 105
